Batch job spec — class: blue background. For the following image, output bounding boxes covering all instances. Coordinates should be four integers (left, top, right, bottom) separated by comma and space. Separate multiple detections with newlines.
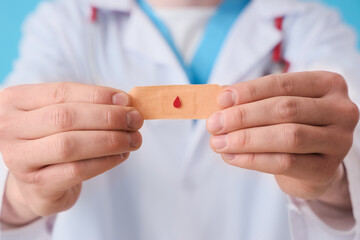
0, 0, 360, 83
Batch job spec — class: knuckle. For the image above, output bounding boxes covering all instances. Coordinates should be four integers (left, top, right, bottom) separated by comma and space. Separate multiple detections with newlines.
244, 85, 257, 100
1, 146, 23, 172
48, 105, 74, 130
348, 102, 360, 127
274, 74, 293, 94
327, 72, 348, 93
234, 130, 250, 148
276, 98, 298, 121
105, 109, 116, 129
337, 101, 360, 131
231, 107, 248, 126
0, 87, 15, 104
52, 82, 68, 104
91, 87, 106, 104
242, 153, 256, 169
276, 154, 294, 174
283, 125, 304, 150
30, 171, 45, 185
106, 131, 122, 150
0, 115, 11, 136
64, 162, 83, 179
23, 171, 46, 185
320, 71, 337, 83
330, 72, 345, 83
2, 151, 16, 170
91, 88, 100, 104
53, 135, 74, 159
343, 132, 355, 151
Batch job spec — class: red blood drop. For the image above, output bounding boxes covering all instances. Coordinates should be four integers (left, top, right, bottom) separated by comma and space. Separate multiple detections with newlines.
173, 96, 181, 108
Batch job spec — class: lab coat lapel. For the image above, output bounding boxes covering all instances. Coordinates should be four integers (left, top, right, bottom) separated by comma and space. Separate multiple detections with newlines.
89, 0, 132, 11
122, 4, 189, 85
208, 0, 307, 86
208, 1, 282, 86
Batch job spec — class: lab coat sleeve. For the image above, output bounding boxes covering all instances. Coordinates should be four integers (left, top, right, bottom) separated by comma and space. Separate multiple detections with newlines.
284, 3, 360, 240
1, 0, 85, 239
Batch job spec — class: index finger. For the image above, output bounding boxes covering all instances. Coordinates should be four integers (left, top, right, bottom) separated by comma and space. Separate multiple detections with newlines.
218, 71, 346, 108
2, 82, 129, 110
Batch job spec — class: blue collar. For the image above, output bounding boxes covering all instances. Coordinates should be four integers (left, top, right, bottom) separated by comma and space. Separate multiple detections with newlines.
137, 0, 250, 84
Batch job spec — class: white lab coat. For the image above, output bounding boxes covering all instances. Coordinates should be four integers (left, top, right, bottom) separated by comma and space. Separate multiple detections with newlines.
1, 0, 360, 239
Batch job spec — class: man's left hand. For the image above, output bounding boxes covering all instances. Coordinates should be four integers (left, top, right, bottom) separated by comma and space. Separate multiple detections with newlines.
207, 71, 359, 202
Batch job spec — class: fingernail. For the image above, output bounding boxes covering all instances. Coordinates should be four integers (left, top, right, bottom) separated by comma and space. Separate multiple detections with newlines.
127, 133, 141, 148
112, 92, 129, 106
223, 154, 235, 161
211, 135, 227, 150
126, 110, 142, 129
218, 90, 236, 108
207, 113, 224, 133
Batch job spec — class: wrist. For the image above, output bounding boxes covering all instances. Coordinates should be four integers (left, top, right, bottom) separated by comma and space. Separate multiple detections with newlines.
1, 173, 39, 230
316, 163, 352, 209
307, 163, 354, 230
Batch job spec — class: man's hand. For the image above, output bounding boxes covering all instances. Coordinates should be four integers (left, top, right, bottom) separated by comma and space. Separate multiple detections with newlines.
207, 71, 359, 204
0, 82, 143, 227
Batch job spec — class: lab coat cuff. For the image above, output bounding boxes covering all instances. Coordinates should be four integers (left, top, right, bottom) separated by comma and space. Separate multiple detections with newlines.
287, 196, 356, 240
1, 217, 52, 240
343, 138, 360, 239
0, 152, 9, 234
1, 153, 52, 240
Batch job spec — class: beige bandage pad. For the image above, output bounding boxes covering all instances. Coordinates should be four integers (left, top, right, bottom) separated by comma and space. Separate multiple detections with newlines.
129, 84, 222, 119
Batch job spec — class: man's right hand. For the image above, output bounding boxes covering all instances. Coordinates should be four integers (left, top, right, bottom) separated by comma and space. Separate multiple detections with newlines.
0, 82, 143, 228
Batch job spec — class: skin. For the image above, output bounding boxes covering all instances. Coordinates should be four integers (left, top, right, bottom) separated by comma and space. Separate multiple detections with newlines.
1, 0, 359, 232
0, 83, 144, 228
206, 71, 358, 227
